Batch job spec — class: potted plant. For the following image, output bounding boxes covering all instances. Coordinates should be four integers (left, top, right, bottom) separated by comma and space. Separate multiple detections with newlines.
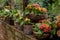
22, 17, 33, 35
33, 19, 57, 39
24, 3, 48, 22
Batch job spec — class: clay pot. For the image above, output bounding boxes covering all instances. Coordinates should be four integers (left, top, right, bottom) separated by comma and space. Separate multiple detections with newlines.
33, 31, 50, 39
24, 25, 33, 35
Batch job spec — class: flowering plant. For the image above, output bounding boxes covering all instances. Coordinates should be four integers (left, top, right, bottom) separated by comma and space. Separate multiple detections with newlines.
25, 3, 47, 15
33, 19, 57, 37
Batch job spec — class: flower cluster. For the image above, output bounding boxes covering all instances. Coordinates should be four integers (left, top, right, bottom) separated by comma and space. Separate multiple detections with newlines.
40, 24, 51, 32
26, 3, 47, 13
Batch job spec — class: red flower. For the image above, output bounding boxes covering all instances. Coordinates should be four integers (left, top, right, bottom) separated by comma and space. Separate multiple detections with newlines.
43, 27, 51, 32
44, 29, 49, 32
40, 24, 51, 32
40, 25, 45, 30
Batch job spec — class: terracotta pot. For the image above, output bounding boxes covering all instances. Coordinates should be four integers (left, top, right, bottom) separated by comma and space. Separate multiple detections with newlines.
33, 31, 50, 39
24, 25, 33, 35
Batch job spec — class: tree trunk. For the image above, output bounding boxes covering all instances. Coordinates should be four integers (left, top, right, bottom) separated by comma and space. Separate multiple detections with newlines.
10, 0, 14, 9
23, 0, 29, 11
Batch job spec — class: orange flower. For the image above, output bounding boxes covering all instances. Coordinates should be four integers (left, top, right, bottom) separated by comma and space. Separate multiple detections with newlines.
38, 7, 42, 11
40, 24, 51, 32
42, 8, 47, 13
43, 24, 49, 28
40, 24, 50, 29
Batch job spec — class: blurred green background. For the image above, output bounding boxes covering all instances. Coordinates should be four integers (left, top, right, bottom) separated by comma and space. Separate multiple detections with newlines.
0, 0, 60, 14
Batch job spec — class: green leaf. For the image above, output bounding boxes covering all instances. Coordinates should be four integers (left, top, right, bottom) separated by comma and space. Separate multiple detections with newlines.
37, 30, 43, 37
51, 28, 56, 35
20, 21, 25, 26
24, 10, 30, 14
35, 23, 41, 28
34, 27, 39, 32
51, 21, 56, 28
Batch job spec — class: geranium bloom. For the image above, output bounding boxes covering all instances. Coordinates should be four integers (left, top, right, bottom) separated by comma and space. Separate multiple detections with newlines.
40, 24, 51, 32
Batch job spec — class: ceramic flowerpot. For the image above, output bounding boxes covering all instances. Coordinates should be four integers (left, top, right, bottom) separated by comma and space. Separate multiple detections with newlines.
33, 31, 50, 39
24, 25, 33, 35
24, 14, 46, 23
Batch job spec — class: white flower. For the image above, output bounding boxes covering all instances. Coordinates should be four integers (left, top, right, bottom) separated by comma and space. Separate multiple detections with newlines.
5, 9, 10, 12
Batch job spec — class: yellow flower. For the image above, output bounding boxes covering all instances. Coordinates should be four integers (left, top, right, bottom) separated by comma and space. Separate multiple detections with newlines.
25, 18, 30, 21
19, 17, 23, 20
26, 4, 32, 9
15, 13, 19, 16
